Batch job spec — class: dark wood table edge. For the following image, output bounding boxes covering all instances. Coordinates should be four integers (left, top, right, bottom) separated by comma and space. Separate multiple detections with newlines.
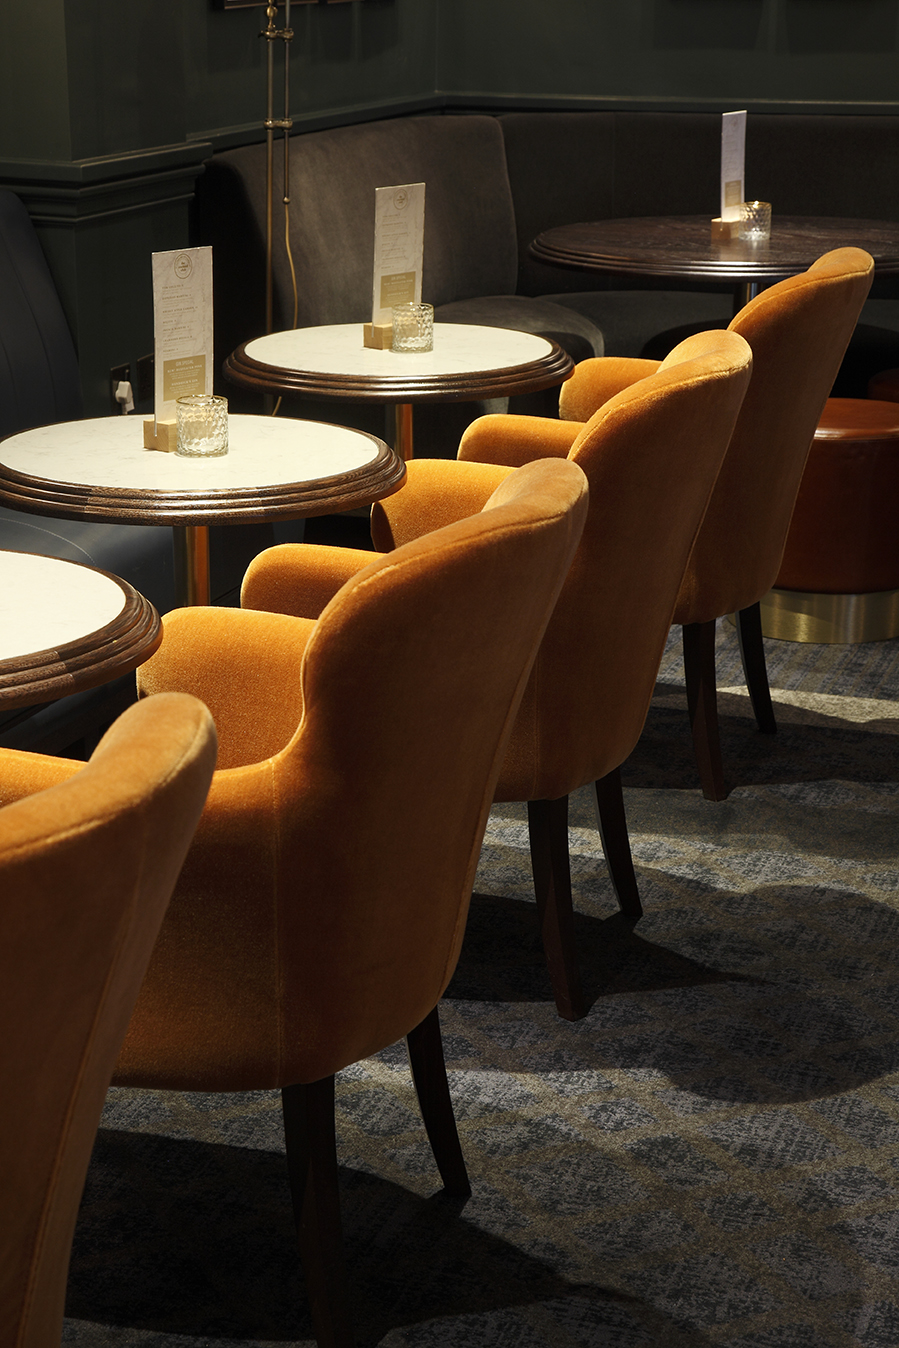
0, 556, 162, 708
530, 215, 899, 283
224, 340, 574, 404
0, 430, 406, 527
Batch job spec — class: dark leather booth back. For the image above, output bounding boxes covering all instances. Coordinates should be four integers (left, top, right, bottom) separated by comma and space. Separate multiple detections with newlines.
0, 191, 82, 438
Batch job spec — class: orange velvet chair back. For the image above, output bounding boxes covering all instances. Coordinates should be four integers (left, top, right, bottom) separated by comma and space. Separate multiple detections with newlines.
674, 247, 873, 623
115, 458, 588, 1093
0, 694, 216, 1348
481, 329, 752, 802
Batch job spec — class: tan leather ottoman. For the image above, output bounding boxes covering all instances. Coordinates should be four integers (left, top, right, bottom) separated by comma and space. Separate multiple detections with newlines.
761, 398, 899, 642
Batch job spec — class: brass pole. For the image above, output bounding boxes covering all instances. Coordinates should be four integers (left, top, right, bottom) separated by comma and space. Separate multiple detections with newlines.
263, 3, 276, 335
262, 2, 294, 338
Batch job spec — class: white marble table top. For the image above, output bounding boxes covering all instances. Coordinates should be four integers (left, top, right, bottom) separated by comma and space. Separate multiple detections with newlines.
244, 323, 554, 379
0, 551, 126, 661
0, 413, 379, 492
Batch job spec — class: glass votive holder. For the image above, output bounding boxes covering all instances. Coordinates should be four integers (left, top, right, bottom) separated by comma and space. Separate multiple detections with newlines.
739, 201, 772, 243
175, 394, 229, 457
392, 302, 434, 353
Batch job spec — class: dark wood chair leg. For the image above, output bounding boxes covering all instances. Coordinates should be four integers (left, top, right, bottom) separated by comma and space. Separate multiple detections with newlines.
735, 601, 777, 734
281, 1077, 355, 1348
527, 796, 586, 1021
593, 768, 642, 922
682, 619, 728, 801
406, 1005, 471, 1198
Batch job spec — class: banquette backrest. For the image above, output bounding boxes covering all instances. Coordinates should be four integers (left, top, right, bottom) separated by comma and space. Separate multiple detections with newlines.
198, 113, 521, 362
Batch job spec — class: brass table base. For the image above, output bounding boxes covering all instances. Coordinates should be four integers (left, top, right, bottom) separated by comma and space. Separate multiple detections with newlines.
753, 587, 899, 644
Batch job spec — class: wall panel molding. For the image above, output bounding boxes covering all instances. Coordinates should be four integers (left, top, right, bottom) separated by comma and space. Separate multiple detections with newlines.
0, 144, 213, 224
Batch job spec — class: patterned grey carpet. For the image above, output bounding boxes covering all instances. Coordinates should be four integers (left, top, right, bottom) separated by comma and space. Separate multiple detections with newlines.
64, 622, 899, 1348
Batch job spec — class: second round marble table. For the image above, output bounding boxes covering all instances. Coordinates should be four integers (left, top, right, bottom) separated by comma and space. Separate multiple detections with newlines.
0, 550, 161, 708
0, 414, 404, 606
225, 323, 575, 459
530, 215, 899, 310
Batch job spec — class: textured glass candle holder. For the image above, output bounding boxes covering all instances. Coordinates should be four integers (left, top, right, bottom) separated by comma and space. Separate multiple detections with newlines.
176, 394, 229, 457
739, 201, 772, 243
392, 302, 434, 353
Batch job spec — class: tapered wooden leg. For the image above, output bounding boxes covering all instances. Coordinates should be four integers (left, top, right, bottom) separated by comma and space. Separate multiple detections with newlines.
593, 768, 642, 922
682, 619, 728, 801
735, 602, 777, 734
528, 797, 586, 1021
281, 1077, 355, 1348
406, 1005, 471, 1198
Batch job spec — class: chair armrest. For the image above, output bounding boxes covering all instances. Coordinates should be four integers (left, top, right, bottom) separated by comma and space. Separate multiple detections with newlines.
137, 607, 317, 770
241, 544, 375, 619
0, 749, 82, 807
458, 414, 581, 466
559, 357, 661, 422
371, 458, 512, 551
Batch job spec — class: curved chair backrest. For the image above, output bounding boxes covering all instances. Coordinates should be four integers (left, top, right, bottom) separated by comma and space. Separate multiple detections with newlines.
0, 693, 216, 1348
0, 190, 82, 439
492, 328, 753, 803
676, 246, 873, 622
286, 458, 588, 1069
119, 457, 588, 1091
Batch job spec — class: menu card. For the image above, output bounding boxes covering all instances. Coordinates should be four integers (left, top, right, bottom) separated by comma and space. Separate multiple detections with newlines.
150, 246, 214, 426
720, 111, 746, 222
370, 183, 425, 326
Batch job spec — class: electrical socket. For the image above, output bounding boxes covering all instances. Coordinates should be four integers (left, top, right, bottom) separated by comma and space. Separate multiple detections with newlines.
110, 362, 131, 411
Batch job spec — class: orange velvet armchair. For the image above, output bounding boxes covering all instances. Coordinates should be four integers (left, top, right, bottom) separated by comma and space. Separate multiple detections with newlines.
558, 247, 874, 799
0, 693, 216, 1348
352, 329, 751, 1022
93, 459, 584, 1347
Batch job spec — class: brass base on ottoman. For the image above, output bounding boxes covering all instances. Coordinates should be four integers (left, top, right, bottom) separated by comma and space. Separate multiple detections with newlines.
756, 586, 899, 643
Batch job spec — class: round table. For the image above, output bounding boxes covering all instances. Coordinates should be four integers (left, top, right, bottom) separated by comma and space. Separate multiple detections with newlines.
0, 414, 403, 605
0, 550, 161, 708
530, 215, 899, 309
224, 323, 575, 459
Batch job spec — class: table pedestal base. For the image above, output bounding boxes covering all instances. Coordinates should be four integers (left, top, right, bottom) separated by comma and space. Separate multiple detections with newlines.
173, 526, 211, 607
734, 280, 761, 313
395, 403, 414, 460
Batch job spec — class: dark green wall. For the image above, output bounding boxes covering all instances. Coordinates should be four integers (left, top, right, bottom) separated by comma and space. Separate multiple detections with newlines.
0, 0, 72, 162
0, 0, 435, 164
1, 0, 897, 417
184, 0, 437, 149
436, 0, 899, 110
0, 0, 436, 416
